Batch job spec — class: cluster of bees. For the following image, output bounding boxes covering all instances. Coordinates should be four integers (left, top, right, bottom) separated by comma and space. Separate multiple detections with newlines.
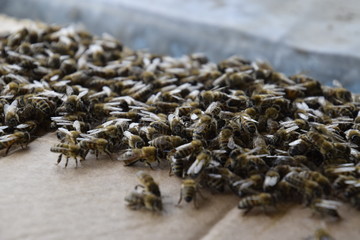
1, 25, 360, 219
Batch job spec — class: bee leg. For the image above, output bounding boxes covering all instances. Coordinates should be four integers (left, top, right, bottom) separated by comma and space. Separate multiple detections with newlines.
56, 154, 63, 165
105, 149, 113, 160
146, 162, 154, 170
5, 144, 14, 156
177, 190, 183, 206
75, 158, 78, 168
95, 151, 99, 159
243, 207, 253, 215
65, 157, 69, 168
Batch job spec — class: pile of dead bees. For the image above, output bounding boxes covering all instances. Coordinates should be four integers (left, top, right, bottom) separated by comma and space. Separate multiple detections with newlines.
0, 25, 359, 216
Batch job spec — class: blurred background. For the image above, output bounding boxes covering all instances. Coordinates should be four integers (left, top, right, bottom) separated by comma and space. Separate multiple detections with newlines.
0, 0, 359, 92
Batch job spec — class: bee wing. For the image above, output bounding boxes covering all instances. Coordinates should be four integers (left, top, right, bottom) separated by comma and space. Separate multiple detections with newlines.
264, 175, 279, 187
4, 99, 18, 115
187, 159, 205, 176
123, 131, 133, 139
332, 79, 343, 88
16, 123, 30, 129
227, 136, 237, 150
77, 89, 89, 100
289, 139, 302, 146
285, 125, 299, 133
58, 127, 72, 136
117, 149, 141, 161
73, 121, 82, 132
315, 199, 342, 209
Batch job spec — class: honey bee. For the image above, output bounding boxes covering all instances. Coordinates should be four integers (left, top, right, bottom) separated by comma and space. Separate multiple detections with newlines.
62, 91, 88, 113
218, 127, 236, 150
345, 129, 360, 146
135, 171, 161, 197
148, 135, 183, 150
178, 179, 203, 208
174, 139, 202, 159
235, 112, 258, 134
309, 228, 335, 240
167, 153, 185, 178
238, 193, 276, 214
193, 114, 217, 140
149, 121, 171, 135
284, 171, 322, 205
204, 101, 222, 116
201, 172, 226, 193
168, 113, 185, 136
50, 143, 84, 167
200, 90, 229, 106
311, 199, 341, 219
288, 138, 311, 156
299, 171, 332, 195
0, 131, 31, 155
56, 127, 81, 144
307, 131, 335, 159
123, 131, 145, 149
78, 137, 112, 159
125, 191, 163, 212
117, 146, 157, 168
4, 100, 19, 127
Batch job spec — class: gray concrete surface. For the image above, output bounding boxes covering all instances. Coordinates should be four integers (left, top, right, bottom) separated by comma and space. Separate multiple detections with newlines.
0, 0, 359, 91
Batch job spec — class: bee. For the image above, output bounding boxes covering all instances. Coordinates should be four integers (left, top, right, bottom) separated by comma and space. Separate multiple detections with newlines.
202, 172, 226, 193
204, 101, 222, 116
311, 199, 341, 219
78, 137, 112, 159
235, 112, 258, 134
56, 127, 81, 144
62, 91, 88, 113
149, 121, 171, 135
50, 143, 84, 167
135, 171, 161, 197
193, 114, 217, 140
218, 127, 236, 150
124, 131, 145, 149
178, 179, 203, 208
130, 84, 153, 101
148, 135, 183, 150
238, 193, 276, 214
288, 138, 311, 156
323, 85, 352, 104
117, 146, 157, 168
168, 113, 185, 136
0, 131, 31, 155
307, 131, 335, 159
284, 171, 322, 205
151, 102, 179, 113
125, 191, 163, 212
309, 228, 335, 240
345, 129, 360, 146
187, 150, 212, 178
174, 139, 202, 159
168, 153, 185, 178
200, 90, 229, 106
299, 171, 332, 195
231, 174, 263, 197
4, 100, 19, 127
